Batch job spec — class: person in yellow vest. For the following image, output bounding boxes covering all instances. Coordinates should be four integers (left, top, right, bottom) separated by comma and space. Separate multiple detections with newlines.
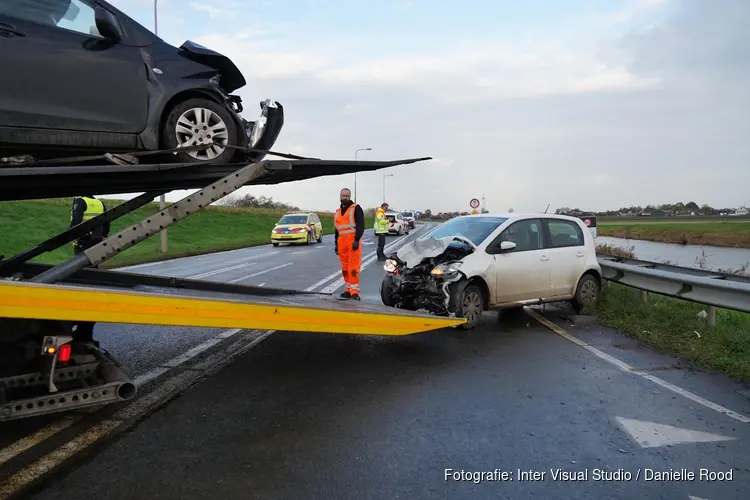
374, 202, 390, 261
69, 195, 110, 255
334, 188, 364, 300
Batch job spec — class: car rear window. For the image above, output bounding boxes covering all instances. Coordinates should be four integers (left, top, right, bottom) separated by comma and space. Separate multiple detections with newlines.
278, 215, 308, 224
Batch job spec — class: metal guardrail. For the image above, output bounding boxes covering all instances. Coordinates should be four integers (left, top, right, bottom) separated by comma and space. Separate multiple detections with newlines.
596, 253, 750, 315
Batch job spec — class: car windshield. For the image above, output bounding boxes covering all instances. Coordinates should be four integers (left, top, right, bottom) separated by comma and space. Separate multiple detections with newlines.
428, 217, 508, 246
277, 215, 308, 224
402, 212, 413, 217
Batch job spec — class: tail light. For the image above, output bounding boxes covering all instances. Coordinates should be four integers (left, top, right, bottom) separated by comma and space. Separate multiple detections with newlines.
58, 344, 72, 363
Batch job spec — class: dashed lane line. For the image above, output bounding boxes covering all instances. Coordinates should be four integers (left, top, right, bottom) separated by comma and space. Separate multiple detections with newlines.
525, 307, 750, 424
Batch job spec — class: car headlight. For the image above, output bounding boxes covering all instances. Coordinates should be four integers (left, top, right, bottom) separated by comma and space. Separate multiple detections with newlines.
430, 262, 462, 277
384, 259, 398, 274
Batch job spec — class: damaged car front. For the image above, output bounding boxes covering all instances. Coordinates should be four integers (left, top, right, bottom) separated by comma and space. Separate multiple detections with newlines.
379, 215, 509, 328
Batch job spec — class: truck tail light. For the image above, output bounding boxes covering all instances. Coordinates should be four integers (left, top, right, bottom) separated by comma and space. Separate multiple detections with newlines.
58, 344, 72, 363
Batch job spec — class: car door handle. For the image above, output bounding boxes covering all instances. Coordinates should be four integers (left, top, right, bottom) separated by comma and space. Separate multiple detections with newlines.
576, 252, 584, 258
0, 23, 26, 37
540, 255, 549, 261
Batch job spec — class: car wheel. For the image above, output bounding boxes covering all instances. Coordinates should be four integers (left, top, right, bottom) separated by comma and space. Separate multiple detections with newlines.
162, 98, 239, 165
306, 231, 312, 245
454, 284, 484, 329
317, 229, 323, 243
380, 275, 397, 307
571, 273, 600, 313
272, 242, 279, 247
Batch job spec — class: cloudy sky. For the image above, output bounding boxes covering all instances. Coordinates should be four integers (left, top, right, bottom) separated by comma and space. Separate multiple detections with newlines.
107, 0, 748, 214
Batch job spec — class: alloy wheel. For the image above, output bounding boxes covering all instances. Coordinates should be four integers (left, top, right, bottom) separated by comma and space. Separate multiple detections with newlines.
175, 107, 229, 160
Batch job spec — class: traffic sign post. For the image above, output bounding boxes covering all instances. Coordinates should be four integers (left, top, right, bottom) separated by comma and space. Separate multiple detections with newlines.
578, 215, 598, 238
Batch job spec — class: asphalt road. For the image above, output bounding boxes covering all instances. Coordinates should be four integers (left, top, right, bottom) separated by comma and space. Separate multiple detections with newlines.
3, 222, 750, 500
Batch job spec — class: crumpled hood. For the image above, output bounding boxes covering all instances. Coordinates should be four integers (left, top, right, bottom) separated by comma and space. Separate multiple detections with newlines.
395, 236, 475, 268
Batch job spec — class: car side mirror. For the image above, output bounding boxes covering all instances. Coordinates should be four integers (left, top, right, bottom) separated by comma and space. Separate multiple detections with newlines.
95, 6, 123, 42
500, 241, 516, 251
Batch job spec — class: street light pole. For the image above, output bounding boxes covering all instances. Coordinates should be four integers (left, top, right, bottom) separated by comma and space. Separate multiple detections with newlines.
155, 0, 168, 253
383, 174, 393, 204
353, 147, 371, 203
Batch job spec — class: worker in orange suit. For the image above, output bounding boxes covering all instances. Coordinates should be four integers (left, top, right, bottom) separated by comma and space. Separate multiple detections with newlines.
334, 188, 365, 300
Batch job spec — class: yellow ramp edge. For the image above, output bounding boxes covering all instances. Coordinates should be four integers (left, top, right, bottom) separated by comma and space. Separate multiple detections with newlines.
0, 281, 466, 335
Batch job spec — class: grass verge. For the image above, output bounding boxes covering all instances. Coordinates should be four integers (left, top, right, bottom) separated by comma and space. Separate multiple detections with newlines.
594, 244, 750, 382
598, 220, 750, 248
0, 198, 374, 269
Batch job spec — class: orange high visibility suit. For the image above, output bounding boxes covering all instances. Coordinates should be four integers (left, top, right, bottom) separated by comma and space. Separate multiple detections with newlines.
334, 202, 363, 296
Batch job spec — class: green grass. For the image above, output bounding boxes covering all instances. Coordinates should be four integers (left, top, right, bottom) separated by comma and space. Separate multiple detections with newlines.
594, 243, 750, 382
593, 282, 750, 382
0, 198, 374, 269
598, 220, 750, 247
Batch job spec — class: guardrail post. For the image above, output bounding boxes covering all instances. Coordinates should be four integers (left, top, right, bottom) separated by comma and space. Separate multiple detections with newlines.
707, 306, 716, 328
640, 290, 648, 304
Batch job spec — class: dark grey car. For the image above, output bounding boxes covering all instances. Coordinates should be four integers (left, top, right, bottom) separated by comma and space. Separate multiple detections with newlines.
0, 0, 283, 164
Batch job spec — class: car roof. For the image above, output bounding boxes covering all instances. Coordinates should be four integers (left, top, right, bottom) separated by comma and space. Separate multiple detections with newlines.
452, 212, 585, 223
282, 212, 313, 216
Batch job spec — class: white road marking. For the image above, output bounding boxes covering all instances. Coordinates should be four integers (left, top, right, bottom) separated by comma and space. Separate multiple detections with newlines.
258, 282, 266, 287
228, 262, 293, 284
188, 262, 256, 279
526, 307, 750, 424
0, 417, 79, 467
615, 417, 736, 448
689, 496, 708, 500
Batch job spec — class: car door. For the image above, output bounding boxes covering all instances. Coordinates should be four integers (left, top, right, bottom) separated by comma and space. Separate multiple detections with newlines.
0, 0, 148, 134
542, 218, 588, 297
314, 214, 322, 238
485, 218, 550, 304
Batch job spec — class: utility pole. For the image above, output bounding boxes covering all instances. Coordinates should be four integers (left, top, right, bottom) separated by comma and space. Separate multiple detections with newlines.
482, 192, 486, 213
353, 148, 371, 203
155, 0, 167, 252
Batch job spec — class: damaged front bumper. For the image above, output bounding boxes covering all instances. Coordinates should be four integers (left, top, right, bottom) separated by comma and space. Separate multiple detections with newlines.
239, 99, 285, 162
382, 266, 463, 316
381, 236, 475, 316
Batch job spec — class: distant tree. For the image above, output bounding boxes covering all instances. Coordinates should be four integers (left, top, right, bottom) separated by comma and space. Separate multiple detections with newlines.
508, 208, 514, 212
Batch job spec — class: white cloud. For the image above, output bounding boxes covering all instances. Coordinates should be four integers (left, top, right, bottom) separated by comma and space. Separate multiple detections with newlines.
110, 0, 749, 213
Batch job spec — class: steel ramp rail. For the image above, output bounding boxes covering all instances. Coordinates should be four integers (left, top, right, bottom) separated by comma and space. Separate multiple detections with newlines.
0, 157, 432, 202
0, 280, 467, 335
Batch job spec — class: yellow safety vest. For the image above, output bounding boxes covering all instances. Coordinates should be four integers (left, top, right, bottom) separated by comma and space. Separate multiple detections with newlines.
70, 197, 105, 246
80, 197, 104, 221
374, 208, 389, 234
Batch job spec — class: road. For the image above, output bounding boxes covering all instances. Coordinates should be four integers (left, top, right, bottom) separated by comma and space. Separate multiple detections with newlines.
2, 223, 750, 500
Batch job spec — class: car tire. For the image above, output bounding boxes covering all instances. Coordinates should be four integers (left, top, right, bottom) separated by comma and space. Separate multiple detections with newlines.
571, 273, 600, 313
317, 230, 323, 243
272, 242, 279, 247
162, 98, 239, 165
380, 274, 397, 307
306, 231, 312, 245
452, 283, 484, 330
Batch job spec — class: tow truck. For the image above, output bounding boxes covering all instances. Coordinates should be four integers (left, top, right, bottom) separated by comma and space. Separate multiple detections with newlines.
0, 139, 465, 422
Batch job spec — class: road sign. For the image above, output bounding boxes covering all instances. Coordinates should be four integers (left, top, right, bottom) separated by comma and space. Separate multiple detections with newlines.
469, 198, 480, 209
471, 209, 478, 215
578, 216, 597, 238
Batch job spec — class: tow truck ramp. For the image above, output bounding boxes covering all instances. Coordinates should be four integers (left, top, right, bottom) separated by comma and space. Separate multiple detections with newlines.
0, 149, 464, 422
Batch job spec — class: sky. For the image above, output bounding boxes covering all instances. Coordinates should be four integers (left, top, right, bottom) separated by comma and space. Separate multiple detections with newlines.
106, 0, 749, 214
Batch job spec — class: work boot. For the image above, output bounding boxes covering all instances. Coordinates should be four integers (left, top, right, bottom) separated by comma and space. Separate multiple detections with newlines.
351, 294, 361, 301
340, 291, 351, 299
